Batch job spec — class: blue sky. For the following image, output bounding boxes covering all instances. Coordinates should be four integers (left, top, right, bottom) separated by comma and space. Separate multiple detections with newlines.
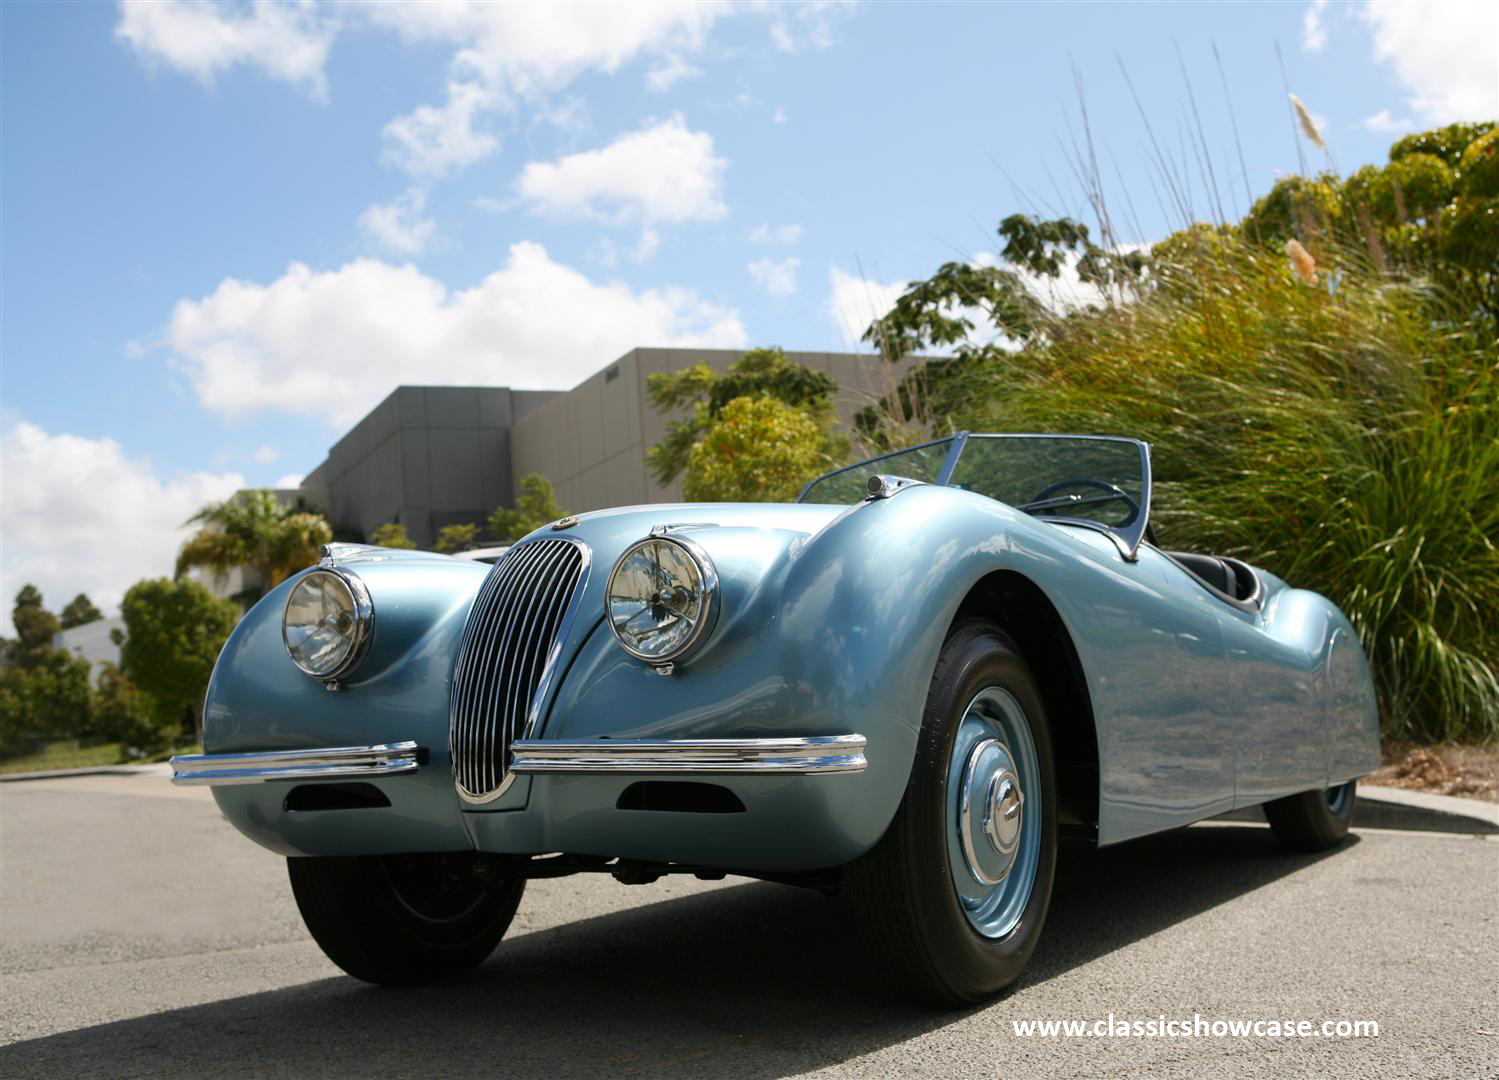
2, 0, 1496, 623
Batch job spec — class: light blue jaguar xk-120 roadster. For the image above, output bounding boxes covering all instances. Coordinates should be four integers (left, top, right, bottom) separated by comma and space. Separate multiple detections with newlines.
173, 433, 1378, 1003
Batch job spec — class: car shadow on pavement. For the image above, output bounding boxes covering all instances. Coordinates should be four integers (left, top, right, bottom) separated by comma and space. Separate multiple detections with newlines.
0, 824, 1350, 1079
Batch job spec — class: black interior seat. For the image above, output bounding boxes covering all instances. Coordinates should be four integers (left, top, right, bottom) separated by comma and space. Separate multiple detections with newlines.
1165, 551, 1262, 607
1168, 552, 1234, 593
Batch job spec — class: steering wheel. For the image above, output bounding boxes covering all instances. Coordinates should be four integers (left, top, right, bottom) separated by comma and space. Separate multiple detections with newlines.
1021, 477, 1140, 525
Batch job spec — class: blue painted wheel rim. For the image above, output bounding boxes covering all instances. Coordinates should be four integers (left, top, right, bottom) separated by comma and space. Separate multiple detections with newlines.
1324, 782, 1352, 816
945, 686, 1042, 939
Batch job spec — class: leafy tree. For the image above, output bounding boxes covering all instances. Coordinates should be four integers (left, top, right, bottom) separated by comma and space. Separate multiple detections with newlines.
92, 662, 171, 754
0, 653, 94, 752
1234, 123, 1499, 327
11, 586, 61, 668
1389, 122, 1495, 167
1240, 173, 1345, 247
176, 490, 332, 604
683, 395, 827, 503
0, 586, 96, 751
488, 475, 568, 542
59, 593, 104, 629
370, 522, 417, 549
852, 214, 1150, 446
118, 578, 238, 737
645, 347, 847, 487
433, 523, 481, 553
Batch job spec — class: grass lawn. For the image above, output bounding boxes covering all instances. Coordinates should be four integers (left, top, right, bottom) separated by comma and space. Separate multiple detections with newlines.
0, 739, 129, 775
0, 739, 199, 775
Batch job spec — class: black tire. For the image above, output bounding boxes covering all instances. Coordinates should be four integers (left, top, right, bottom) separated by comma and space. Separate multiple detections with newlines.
1263, 781, 1357, 852
288, 852, 525, 984
848, 620, 1058, 1006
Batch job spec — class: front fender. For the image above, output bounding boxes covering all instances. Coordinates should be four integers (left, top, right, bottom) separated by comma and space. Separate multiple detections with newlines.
541, 486, 1059, 862
201, 551, 487, 855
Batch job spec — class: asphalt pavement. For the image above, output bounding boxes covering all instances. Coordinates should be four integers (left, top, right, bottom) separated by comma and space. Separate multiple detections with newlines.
1, 771, 1495, 1079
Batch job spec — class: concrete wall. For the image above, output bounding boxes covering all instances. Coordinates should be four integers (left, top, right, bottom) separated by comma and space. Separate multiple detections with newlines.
301, 386, 559, 548
508, 348, 908, 513
290, 349, 914, 543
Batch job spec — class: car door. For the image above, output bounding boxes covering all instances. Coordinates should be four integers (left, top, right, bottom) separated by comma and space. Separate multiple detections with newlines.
1049, 530, 1237, 844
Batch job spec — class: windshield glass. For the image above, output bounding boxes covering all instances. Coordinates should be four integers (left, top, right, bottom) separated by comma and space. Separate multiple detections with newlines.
798, 432, 1151, 555
947, 435, 1146, 530
797, 437, 954, 503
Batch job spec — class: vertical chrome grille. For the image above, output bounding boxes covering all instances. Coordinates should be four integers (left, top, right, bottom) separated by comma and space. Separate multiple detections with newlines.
449, 537, 589, 802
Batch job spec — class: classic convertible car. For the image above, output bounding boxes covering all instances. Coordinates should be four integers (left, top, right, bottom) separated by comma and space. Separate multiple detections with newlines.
172, 433, 1378, 1004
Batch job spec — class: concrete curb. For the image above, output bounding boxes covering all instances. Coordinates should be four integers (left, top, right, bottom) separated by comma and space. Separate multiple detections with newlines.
1357, 783, 1499, 831
0, 762, 174, 783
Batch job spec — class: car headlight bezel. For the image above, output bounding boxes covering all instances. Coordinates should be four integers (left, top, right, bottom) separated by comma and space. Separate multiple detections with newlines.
604, 534, 720, 666
281, 567, 375, 681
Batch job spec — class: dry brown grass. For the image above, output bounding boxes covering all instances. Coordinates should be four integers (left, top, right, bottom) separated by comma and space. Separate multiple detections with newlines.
1370, 744, 1499, 803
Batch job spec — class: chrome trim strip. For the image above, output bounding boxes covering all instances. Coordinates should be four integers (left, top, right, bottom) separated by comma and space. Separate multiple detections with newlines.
169, 741, 422, 786
509, 734, 868, 775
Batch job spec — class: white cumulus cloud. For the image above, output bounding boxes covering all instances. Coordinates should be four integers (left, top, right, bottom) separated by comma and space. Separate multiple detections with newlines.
1362, 109, 1414, 134
827, 268, 907, 345
512, 115, 728, 225
1358, 0, 1499, 123
358, 188, 437, 255
767, 0, 855, 53
114, 0, 336, 97
114, 3, 859, 177
646, 54, 701, 92
748, 256, 800, 297
158, 243, 749, 429
381, 80, 500, 177
367, 2, 725, 175
1, 420, 244, 634
749, 223, 804, 245
1301, 0, 1328, 52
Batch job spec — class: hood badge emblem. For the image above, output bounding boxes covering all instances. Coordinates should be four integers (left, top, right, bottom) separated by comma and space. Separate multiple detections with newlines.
551, 516, 580, 530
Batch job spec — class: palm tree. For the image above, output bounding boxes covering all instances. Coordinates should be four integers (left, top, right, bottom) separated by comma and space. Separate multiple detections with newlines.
176, 491, 333, 605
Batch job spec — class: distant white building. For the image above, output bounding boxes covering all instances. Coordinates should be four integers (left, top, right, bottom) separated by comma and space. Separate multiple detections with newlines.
53, 616, 125, 675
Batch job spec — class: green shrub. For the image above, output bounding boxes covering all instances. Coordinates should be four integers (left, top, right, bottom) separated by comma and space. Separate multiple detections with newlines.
92, 663, 173, 755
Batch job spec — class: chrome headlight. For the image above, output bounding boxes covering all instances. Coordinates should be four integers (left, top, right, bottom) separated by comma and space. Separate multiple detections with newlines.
605, 535, 719, 665
282, 569, 373, 680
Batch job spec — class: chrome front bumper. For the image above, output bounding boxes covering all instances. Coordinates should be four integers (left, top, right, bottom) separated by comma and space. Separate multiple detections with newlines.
169, 741, 425, 786
508, 735, 868, 774
170, 735, 867, 786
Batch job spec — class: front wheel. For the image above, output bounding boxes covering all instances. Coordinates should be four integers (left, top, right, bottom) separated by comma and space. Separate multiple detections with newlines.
848, 620, 1058, 1006
288, 852, 525, 984
1263, 781, 1357, 852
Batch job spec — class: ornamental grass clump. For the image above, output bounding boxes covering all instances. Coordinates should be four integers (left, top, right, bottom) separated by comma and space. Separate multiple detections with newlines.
974, 236, 1498, 742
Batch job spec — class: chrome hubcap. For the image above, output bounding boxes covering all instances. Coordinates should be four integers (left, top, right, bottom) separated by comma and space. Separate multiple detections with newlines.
962, 741, 1026, 884
947, 687, 1042, 938
986, 770, 1024, 855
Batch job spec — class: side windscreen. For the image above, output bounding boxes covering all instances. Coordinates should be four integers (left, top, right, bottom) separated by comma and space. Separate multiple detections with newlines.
798, 438, 954, 504
946, 435, 1150, 552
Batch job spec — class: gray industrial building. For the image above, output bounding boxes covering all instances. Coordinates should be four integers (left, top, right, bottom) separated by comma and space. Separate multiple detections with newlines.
291, 347, 908, 548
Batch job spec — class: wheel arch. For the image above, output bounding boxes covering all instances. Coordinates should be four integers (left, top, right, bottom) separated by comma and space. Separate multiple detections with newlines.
951, 569, 1100, 841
